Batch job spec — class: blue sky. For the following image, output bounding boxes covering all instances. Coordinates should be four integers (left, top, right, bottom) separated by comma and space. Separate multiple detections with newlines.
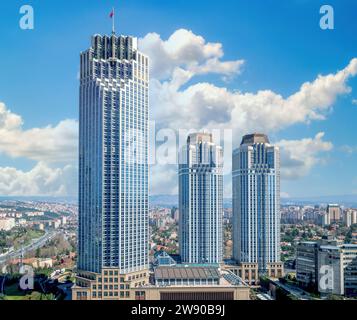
0, 0, 356, 198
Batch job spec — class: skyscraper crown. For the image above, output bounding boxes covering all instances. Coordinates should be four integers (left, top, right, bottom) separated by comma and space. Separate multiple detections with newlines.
241, 133, 270, 145
90, 34, 138, 60
187, 132, 213, 145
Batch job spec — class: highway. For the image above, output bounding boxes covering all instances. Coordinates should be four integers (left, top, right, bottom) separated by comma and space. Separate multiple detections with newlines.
0, 231, 58, 266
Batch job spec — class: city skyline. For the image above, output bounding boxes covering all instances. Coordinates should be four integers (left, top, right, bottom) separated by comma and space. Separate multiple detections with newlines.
0, 0, 357, 305
0, 1, 356, 200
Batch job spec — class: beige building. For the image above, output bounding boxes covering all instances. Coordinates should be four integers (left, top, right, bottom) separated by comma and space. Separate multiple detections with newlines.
72, 266, 250, 301
224, 262, 284, 286
327, 204, 341, 223
33, 258, 53, 269
72, 269, 150, 300
136, 285, 249, 301
0, 217, 15, 231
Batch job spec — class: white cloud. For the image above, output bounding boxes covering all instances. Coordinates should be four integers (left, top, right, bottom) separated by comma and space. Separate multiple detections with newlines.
0, 29, 355, 197
277, 132, 333, 179
0, 102, 78, 196
340, 145, 357, 154
0, 162, 77, 196
149, 56, 357, 135
139, 29, 244, 80
0, 103, 78, 163
352, 99, 357, 105
150, 164, 177, 196
140, 29, 356, 194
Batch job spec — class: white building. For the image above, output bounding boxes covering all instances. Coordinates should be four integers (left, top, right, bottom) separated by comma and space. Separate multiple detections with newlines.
344, 209, 357, 227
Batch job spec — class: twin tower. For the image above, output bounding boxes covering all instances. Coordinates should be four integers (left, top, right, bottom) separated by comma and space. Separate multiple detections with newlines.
179, 132, 281, 273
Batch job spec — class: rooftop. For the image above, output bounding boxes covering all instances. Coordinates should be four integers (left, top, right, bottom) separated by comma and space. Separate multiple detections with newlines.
187, 132, 213, 145
241, 133, 270, 145
155, 266, 220, 281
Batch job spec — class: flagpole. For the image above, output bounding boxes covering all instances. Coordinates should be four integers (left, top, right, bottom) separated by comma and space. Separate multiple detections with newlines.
112, 7, 115, 34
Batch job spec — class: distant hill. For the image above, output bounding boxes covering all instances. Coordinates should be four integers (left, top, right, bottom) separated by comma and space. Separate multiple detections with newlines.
282, 194, 357, 207
0, 196, 78, 204
1, 194, 355, 208
150, 195, 178, 207
149, 195, 232, 208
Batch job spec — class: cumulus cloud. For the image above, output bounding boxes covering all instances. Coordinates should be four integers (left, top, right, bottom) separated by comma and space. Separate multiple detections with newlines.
0, 29, 355, 196
139, 29, 244, 80
0, 103, 78, 163
149, 56, 357, 134
139, 29, 356, 194
0, 162, 77, 196
0, 102, 78, 196
150, 133, 334, 197
277, 132, 333, 179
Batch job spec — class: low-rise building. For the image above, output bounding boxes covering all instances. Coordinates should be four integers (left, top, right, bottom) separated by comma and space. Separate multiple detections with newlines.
224, 262, 284, 286
0, 217, 15, 231
72, 265, 250, 301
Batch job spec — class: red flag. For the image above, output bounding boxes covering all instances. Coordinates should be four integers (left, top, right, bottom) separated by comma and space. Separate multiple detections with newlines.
109, 9, 114, 18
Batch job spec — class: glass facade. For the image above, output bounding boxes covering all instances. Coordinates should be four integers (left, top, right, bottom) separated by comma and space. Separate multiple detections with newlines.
179, 133, 223, 264
78, 34, 149, 274
232, 134, 281, 273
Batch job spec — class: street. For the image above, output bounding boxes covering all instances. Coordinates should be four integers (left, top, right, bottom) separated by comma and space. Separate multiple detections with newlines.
0, 231, 58, 266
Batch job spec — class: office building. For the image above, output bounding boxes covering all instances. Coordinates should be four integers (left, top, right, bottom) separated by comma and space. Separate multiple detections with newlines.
296, 242, 319, 291
296, 240, 357, 296
179, 133, 223, 264
73, 31, 149, 300
232, 134, 282, 276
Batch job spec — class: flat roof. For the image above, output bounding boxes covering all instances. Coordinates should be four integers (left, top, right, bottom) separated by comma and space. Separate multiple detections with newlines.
155, 266, 220, 281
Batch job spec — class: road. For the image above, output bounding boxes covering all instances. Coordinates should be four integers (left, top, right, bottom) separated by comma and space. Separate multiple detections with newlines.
276, 280, 312, 300
0, 231, 58, 266
0, 275, 6, 295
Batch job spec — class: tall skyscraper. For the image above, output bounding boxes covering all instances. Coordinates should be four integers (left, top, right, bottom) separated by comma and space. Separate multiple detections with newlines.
179, 133, 223, 264
232, 134, 281, 274
74, 33, 149, 300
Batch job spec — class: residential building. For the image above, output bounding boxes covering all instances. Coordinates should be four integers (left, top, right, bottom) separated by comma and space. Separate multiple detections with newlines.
232, 134, 282, 276
0, 218, 15, 231
179, 133, 223, 264
344, 209, 357, 227
327, 204, 341, 224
